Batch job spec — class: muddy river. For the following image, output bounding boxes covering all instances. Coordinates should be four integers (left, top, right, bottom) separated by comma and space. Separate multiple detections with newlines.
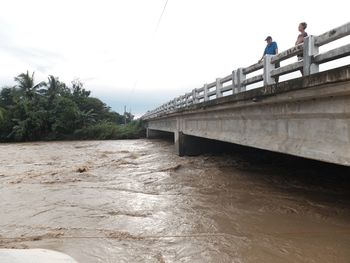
0, 140, 349, 262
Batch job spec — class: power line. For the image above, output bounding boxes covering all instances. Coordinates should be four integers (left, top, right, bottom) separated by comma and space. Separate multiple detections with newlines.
155, 0, 169, 32
126, 0, 170, 115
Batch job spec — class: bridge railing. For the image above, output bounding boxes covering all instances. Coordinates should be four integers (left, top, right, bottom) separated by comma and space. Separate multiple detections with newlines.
142, 22, 350, 120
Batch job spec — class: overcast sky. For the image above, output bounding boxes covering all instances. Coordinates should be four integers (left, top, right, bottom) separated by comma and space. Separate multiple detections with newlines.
0, 0, 349, 116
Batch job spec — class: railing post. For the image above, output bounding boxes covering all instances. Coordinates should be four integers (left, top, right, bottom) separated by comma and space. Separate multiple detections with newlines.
186, 94, 190, 106
236, 68, 246, 92
232, 70, 237, 94
192, 89, 198, 104
175, 97, 180, 109
216, 78, 223, 98
204, 84, 209, 101
303, 35, 319, 75
263, 54, 276, 86
232, 70, 238, 94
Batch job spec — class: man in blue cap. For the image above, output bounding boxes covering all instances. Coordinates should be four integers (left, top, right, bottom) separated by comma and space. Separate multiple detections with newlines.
259, 36, 278, 61
259, 36, 279, 82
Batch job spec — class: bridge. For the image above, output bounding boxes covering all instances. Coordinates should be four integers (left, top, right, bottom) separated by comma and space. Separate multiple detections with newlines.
142, 22, 350, 166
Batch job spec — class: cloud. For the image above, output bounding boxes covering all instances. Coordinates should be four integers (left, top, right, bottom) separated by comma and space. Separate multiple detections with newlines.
0, 44, 64, 73
0, 24, 65, 81
0, 0, 349, 115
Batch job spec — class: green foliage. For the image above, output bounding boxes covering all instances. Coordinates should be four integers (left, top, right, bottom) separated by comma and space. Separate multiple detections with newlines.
74, 120, 145, 140
0, 107, 4, 121
50, 96, 80, 135
0, 71, 145, 142
14, 71, 45, 100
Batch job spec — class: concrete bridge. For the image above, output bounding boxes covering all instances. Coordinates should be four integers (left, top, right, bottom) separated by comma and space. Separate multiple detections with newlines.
142, 22, 350, 166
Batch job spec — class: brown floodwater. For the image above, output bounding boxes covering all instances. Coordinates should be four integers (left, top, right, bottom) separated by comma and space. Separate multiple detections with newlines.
0, 139, 349, 262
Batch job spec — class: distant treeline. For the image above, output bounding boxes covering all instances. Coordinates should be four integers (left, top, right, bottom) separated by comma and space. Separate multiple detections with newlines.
0, 71, 144, 142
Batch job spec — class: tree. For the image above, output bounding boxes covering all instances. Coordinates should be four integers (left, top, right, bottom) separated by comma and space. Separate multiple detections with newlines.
51, 96, 80, 135
14, 71, 45, 100
0, 106, 4, 122
76, 109, 97, 128
0, 87, 17, 107
72, 78, 90, 98
45, 75, 70, 99
0, 71, 144, 142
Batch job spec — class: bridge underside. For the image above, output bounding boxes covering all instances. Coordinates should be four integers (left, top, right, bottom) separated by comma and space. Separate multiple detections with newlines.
145, 66, 350, 166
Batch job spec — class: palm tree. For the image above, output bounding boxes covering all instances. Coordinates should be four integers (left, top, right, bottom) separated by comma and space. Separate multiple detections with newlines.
45, 75, 66, 98
76, 109, 97, 128
14, 71, 45, 100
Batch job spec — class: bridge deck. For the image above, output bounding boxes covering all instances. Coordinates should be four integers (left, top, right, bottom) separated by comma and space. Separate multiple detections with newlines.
144, 22, 350, 166
146, 66, 350, 166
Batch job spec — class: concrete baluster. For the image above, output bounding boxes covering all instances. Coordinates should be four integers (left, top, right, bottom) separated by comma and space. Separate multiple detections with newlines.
204, 84, 209, 101
216, 78, 223, 98
303, 35, 319, 75
263, 54, 276, 86
232, 70, 237, 94
232, 70, 239, 94
192, 89, 198, 104
236, 68, 246, 92
186, 94, 189, 106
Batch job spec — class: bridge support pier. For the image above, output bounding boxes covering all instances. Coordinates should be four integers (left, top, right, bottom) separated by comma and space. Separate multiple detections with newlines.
174, 131, 185, 156
146, 128, 162, 139
174, 131, 208, 156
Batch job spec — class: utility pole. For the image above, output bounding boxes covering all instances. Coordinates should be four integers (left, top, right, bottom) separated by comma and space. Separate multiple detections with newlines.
124, 105, 127, 125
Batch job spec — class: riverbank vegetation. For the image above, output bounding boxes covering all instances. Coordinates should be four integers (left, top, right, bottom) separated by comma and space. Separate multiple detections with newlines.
0, 71, 145, 142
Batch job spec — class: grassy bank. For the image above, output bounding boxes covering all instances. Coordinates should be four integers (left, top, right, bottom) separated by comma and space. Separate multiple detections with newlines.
73, 120, 145, 140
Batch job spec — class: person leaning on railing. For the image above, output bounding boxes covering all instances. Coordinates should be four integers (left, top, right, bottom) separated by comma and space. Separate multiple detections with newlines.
295, 22, 308, 75
259, 36, 279, 82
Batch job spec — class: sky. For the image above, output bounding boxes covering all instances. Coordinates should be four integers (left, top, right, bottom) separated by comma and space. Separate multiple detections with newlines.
0, 0, 349, 116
